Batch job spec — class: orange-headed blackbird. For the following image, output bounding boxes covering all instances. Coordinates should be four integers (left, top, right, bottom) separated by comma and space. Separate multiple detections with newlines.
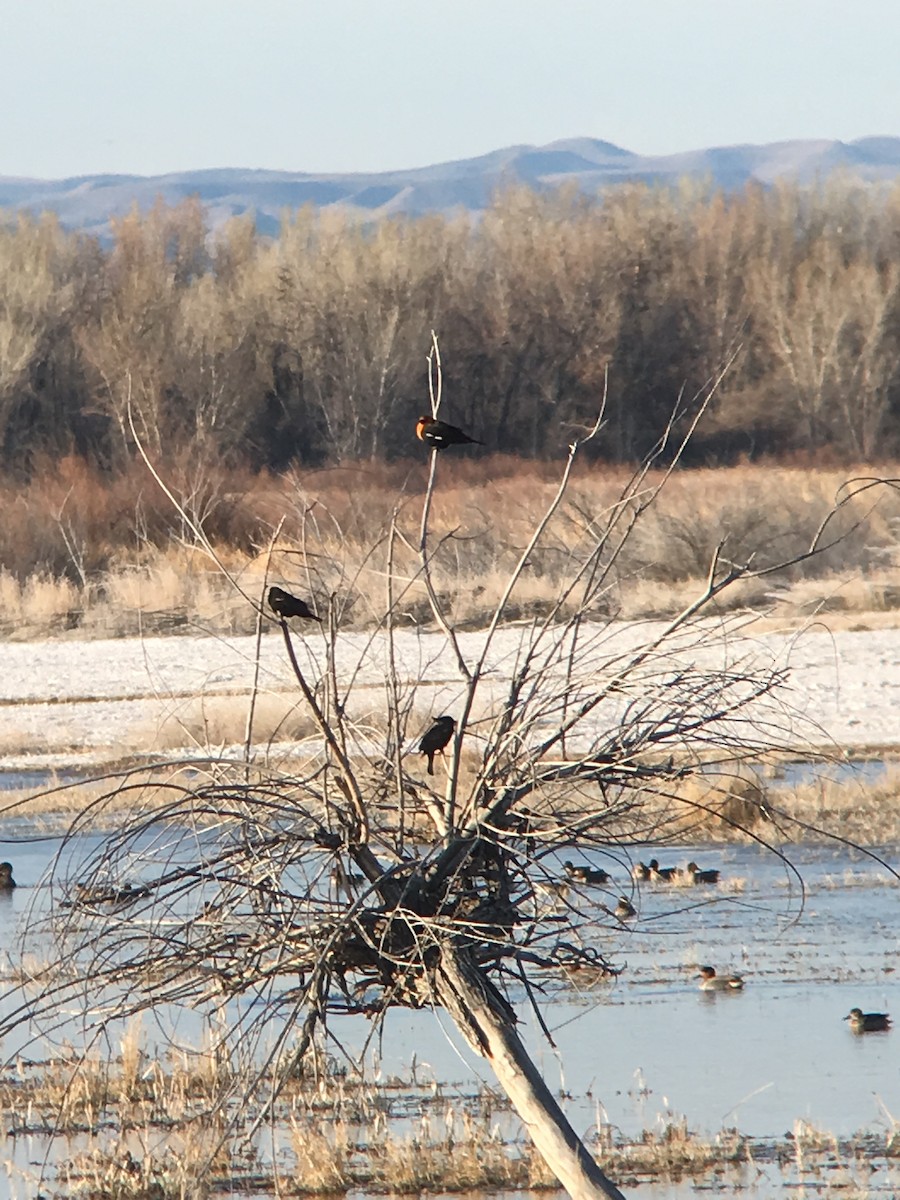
416, 416, 482, 450
268, 586, 321, 622
418, 715, 456, 775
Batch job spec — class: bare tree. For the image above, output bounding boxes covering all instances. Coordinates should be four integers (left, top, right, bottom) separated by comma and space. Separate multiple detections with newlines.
0, 343, 867, 1197
747, 184, 900, 458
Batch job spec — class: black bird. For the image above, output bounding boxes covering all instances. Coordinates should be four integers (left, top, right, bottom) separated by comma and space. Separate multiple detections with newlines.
0, 862, 15, 890
416, 416, 483, 450
418, 715, 456, 775
268, 586, 321, 622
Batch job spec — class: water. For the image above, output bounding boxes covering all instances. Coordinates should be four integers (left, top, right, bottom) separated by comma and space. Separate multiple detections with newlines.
2, 834, 896, 1135
0, 767, 89, 791
344, 840, 900, 1142
0, 825, 898, 1197
772, 756, 895, 789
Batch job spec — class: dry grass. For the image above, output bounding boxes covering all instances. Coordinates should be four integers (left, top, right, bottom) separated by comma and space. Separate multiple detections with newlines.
0, 765, 233, 829
288, 1106, 547, 1194
3, 1017, 899, 1196
596, 1117, 746, 1178
4, 752, 900, 848
10, 1043, 896, 1199
0, 568, 81, 633
149, 692, 317, 752
0, 1044, 764, 1197
2, 460, 900, 639
656, 759, 900, 845
770, 766, 900, 844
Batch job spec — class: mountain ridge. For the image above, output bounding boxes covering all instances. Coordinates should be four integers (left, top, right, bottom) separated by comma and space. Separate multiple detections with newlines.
2, 135, 899, 239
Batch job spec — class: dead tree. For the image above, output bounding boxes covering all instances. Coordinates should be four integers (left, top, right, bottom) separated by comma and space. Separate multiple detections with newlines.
0, 343, 874, 1198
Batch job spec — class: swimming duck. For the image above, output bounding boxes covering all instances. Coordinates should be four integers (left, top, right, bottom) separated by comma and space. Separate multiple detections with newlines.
686, 861, 720, 885
563, 861, 610, 885
614, 895, 636, 920
648, 858, 679, 883
535, 879, 570, 904
554, 944, 617, 987
0, 862, 16, 890
69, 881, 150, 909
631, 862, 651, 882
696, 965, 744, 991
844, 1007, 891, 1033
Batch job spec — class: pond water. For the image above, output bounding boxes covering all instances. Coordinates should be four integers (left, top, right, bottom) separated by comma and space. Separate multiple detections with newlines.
0, 767, 88, 791
0, 831, 896, 1145
771, 755, 895, 789
332, 840, 900, 1146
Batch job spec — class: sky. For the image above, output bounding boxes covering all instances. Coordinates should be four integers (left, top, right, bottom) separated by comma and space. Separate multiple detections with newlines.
2, 0, 899, 180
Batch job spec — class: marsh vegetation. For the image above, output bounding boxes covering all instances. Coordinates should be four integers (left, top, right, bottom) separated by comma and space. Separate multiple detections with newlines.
1, 340, 896, 1199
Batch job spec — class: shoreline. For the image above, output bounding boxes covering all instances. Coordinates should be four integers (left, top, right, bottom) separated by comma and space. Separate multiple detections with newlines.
0, 616, 899, 770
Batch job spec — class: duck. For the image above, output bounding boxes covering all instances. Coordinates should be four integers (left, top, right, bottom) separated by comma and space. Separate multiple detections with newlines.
631, 862, 651, 882
844, 1007, 891, 1033
614, 895, 636, 920
534, 879, 570, 904
696, 965, 744, 992
563, 861, 610, 885
554, 944, 617, 987
648, 858, 679, 883
71, 881, 150, 908
686, 861, 720, 885
0, 862, 16, 890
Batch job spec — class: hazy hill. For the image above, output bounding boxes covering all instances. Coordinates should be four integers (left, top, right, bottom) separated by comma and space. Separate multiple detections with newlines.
2, 135, 899, 239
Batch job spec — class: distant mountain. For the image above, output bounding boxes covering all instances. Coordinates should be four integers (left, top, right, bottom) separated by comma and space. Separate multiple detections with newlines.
3, 135, 899, 240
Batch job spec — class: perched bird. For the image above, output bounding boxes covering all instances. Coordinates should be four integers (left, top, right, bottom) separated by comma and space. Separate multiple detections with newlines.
418, 715, 456, 775
415, 415, 483, 451
614, 895, 636, 920
563, 861, 610, 885
0, 862, 16, 890
696, 965, 744, 992
648, 858, 680, 883
686, 861, 721, 885
268, 586, 321, 622
844, 1007, 891, 1033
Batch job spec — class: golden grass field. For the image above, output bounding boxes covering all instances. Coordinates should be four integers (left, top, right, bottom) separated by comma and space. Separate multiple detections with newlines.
2, 459, 900, 641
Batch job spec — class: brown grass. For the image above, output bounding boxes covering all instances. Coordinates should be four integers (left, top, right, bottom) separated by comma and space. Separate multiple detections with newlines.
2, 460, 900, 639
4, 751, 900, 850
649, 758, 900, 846
769, 766, 900, 844
9, 1043, 896, 1199
148, 692, 318, 752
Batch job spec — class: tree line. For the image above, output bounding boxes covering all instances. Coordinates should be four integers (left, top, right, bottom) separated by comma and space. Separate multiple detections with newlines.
2, 175, 900, 477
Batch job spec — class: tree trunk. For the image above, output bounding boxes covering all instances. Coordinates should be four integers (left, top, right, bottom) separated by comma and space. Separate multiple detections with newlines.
433, 945, 626, 1200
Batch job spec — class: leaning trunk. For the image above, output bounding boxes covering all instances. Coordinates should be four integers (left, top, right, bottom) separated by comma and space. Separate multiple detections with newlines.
432, 945, 626, 1200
